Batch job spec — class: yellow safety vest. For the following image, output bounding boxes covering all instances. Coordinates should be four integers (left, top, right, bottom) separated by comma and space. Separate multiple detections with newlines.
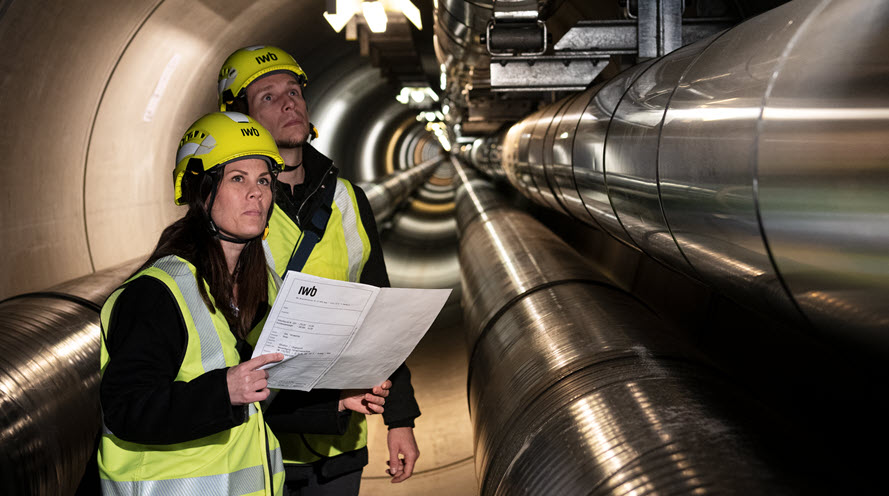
99, 255, 285, 495
259, 178, 372, 465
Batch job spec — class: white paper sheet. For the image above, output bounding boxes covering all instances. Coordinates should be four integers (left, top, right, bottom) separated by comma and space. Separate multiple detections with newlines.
252, 271, 451, 391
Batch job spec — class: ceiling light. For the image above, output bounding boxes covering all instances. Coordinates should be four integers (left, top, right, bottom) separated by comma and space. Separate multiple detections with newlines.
324, 0, 360, 32
399, 0, 422, 30
326, 0, 423, 35
362, 1, 388, 33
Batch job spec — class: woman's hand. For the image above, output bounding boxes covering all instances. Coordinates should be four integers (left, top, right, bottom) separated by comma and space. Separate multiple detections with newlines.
338, 380, 391, 415
226, 353, 284, 405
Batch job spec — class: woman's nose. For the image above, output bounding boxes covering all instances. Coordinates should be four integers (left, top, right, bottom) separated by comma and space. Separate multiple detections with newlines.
247, 182, 262, 199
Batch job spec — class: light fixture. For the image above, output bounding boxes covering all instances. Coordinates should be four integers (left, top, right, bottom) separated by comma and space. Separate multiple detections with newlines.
398, 0, 422, 30
361, 1, 387, 33
425, 121, 451, 152
323, 0, 360, 33
325, 0, 423, 35
395, 86, 440, 108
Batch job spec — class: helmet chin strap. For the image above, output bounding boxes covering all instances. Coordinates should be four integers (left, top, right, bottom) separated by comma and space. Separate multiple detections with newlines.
281, 161, 303, 173
209, 222, 254, 244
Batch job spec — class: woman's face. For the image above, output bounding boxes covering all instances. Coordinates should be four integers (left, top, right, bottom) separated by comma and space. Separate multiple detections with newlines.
210, 158, 273, 240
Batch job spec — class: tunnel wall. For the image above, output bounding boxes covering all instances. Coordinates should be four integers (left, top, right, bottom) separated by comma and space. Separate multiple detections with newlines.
0, 0, 405, 300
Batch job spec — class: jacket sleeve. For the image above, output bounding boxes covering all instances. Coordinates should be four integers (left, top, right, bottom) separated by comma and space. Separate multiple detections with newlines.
353, 184, 422, 428
100, 276, 247, 445
262, 389, 352, 435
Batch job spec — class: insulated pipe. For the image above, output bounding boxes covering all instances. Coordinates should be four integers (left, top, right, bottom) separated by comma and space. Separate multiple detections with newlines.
360, 156, 445, 223
479, 0, 889, 350
434, 0, 492, 71
0, 261, 140, 495
453, 158, 806, 495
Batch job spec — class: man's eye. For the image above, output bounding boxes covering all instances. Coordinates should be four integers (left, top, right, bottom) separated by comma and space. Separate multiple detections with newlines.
262, 95, 272, 101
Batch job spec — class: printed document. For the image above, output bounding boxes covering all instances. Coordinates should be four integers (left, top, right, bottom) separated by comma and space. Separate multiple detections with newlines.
252, 271, 451, 391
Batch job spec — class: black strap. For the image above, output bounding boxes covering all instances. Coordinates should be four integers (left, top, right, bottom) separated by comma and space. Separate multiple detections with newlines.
284, 181, 337, 275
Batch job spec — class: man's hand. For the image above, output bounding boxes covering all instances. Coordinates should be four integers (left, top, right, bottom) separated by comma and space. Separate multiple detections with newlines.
339, 380, 391, 415
226, 353, 283, 405
386, 427, 419, 483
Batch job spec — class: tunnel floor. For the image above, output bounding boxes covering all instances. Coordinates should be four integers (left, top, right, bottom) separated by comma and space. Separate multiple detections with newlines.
360, 300, 477, 495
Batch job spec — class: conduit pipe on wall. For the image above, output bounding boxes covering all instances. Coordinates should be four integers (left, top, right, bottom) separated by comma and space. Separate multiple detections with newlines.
472, 0, 889, 349
0, 261, 140, 495
360, 156, 445, 223
453, 158, 805, 495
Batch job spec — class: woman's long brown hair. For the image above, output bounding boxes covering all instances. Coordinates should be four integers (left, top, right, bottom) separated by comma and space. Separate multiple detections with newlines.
141, 169, 271, 338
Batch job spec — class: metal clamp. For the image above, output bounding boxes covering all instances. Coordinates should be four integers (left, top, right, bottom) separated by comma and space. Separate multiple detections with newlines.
485, 20, 548, 56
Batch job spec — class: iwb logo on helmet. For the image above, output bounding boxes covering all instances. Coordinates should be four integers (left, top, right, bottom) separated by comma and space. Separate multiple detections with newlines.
241, 127, 261, 137
255, 52, 279, 64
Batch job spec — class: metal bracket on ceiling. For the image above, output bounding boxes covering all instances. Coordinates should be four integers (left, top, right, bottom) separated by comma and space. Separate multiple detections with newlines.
553, 17, 733, 58
487, 0, 733, 92
486, 0, 599, 92
484, 0, 547, 56
489, 55, 611, 92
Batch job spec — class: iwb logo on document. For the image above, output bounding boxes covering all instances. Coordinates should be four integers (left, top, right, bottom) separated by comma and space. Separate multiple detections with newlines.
298, 285, 318, 297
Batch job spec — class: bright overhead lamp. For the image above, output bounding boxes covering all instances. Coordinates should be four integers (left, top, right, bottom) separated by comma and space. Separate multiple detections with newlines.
325, 0, 423, 35
323, 0, 360, 33
361, 1, 388, 33
398, 0, 422, 30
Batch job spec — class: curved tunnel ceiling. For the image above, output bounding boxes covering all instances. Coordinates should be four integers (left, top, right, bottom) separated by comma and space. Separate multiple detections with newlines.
0, 0, 446, 299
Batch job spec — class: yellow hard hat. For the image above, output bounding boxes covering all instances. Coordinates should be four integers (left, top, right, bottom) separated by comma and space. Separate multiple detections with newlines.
218, 45, 308, 111
173, 112, 285, 205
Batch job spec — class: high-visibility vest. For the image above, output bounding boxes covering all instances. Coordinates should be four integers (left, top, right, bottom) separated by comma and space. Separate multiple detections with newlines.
260, 178, 372, 464
99, 255, 284, 495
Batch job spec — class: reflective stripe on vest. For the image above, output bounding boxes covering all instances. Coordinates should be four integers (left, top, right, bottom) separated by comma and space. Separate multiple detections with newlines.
101, 465, 266, 496
99, 256, 283, 495
262, 240, 284, 290
332, 181, 365, 283
154, 256, 226, 371
266, 179, 370, 281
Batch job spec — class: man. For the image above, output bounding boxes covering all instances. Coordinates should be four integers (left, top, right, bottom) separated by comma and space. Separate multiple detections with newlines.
217, 45, 421, 495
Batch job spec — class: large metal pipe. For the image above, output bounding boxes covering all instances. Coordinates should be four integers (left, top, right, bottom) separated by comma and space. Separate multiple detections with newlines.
472, 0, 889, 350
453, 158, 807, 495
360, 156, 444, 223
0, 261, 139, 495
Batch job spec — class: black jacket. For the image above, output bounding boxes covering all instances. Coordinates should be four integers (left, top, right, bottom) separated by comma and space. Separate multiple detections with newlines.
268, 144, 421, 473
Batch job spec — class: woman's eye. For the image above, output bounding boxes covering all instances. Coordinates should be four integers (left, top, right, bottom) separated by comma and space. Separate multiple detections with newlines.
258, 178, 270, 186
231, 175, 243, 182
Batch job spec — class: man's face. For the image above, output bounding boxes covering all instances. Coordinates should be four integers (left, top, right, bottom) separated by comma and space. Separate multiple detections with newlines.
245, 72, 310, 149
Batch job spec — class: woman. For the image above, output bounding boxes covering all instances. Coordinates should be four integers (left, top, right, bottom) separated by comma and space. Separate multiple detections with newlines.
97, 111, 289, 495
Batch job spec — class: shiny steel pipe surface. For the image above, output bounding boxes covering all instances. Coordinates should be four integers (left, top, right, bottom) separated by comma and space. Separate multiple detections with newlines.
454, 159, 806, 495
434, 0, 492, 70
487, 0, 889, 349
360, 156, 444, 223
454, 167, 511, 230
0, 260, 138, 495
